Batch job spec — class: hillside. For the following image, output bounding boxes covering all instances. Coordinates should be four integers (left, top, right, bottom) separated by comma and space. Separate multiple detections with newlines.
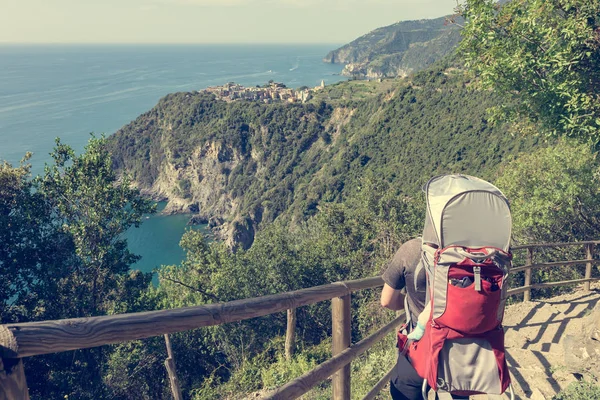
323, 16, 461, 78
109, 63, 545, 250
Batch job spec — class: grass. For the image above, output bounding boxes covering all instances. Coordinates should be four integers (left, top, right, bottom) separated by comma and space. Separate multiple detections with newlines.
310, 78, 405, 105
553, 379, 600, 400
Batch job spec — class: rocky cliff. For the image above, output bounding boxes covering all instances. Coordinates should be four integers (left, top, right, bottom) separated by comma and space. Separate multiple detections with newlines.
324, 16, 461, 78
109, 92, 342, 250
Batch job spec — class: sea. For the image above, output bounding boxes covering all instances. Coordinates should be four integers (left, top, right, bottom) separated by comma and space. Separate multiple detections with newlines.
0, 44, 345, 276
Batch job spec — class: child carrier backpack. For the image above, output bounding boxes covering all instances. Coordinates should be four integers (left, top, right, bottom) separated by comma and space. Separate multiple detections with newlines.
398, 174, 514, 400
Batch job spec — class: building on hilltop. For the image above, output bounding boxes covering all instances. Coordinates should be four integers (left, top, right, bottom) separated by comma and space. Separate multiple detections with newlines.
202, 81, 318, 104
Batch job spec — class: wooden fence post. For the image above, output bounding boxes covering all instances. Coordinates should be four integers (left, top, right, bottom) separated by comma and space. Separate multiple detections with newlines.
0, 326, 29, 400
0, 359, 30, 400
285, 308, 296, 360
524, 247, 533, 302
164, 334, 182, 400
585, 244, 594, 292
332, 294, 351, 400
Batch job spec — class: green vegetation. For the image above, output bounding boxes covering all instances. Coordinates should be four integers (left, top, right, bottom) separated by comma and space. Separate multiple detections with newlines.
459, 0, 600, 143
47, 176, 417, 400
1, 137, 155, 398
497, 141, 600, 297
497, 141, 600, 245
553, 379, 600, 400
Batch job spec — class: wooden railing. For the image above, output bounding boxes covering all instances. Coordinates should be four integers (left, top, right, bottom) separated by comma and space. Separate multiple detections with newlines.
0, 240, 599, 400
508, 240, 600, 300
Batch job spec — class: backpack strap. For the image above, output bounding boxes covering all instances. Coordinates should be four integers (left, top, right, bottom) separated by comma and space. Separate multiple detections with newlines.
404, 294, 412, 331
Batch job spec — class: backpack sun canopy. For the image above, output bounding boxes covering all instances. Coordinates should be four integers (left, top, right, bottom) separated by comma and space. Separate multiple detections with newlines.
422, 174, 511, 251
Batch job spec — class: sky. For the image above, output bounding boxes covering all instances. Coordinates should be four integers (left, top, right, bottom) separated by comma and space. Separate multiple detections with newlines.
0, 0, 458, 44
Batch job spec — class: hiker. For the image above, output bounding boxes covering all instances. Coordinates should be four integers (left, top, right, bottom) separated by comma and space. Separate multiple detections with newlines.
381, 174, 513, 400
381, 239, 468, 400
380, 238, 435, 400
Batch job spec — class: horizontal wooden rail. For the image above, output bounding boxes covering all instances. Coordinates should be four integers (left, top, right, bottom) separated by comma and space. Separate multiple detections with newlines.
511, 240, 600, 250
263, 312, 405, 400
511, 259, 600, 274
507, 278, 600, 296
362, 367, 395, 400
4, 277, 384, 358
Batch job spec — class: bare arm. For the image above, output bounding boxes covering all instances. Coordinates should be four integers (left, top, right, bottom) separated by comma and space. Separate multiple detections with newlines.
380, 283, 405, 310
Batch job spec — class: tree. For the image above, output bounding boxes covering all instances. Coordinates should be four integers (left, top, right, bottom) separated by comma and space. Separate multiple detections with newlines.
37, 136, 156, 317
0, 156, 39, 314
458, 0, 600, 143
495, 141, 600, 295
0, 154, 74, 322
17, 136, 157, 399
496, 141, 600, 245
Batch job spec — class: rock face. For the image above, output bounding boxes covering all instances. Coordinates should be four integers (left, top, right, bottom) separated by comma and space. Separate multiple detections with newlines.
151, 141, 241, 214
227, 217, 255, 252
118, 133, 256, 248
109, 92, 342, 250
564, 304, 600, 377
324, 16, 461, 79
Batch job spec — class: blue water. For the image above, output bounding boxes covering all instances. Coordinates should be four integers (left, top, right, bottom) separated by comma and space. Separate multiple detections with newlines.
0, 44, 345, 274
123, 202, 205, 279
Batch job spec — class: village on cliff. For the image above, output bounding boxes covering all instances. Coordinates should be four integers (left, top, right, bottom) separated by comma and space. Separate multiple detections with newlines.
203, 80, 326, 103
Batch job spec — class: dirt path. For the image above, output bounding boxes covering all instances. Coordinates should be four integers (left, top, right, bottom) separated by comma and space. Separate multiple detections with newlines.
485, 283, 600, 400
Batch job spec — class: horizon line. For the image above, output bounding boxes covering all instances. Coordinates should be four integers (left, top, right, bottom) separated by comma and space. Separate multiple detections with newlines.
0, 42, 345, 46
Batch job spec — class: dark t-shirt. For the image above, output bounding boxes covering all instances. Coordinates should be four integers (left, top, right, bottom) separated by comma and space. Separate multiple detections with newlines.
382, 238, 427, 326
